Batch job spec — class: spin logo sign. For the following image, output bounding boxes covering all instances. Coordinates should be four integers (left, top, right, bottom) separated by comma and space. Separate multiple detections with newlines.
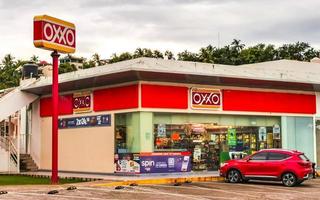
34, 15, 76, 53
191, 88, 222, 110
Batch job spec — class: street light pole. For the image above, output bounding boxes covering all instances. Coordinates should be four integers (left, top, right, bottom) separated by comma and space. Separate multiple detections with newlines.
51, 50, 60, 184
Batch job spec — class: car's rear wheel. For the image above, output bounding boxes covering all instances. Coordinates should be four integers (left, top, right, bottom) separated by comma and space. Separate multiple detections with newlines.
282, 172, 297, 187
227, 169, 241, 183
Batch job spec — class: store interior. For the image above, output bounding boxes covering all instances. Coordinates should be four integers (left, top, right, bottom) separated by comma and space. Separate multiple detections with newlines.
153, 123, 281, 171
115, 112, 282, 171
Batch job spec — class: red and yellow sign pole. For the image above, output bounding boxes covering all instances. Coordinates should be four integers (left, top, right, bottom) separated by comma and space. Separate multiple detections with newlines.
34, 15, 76, 184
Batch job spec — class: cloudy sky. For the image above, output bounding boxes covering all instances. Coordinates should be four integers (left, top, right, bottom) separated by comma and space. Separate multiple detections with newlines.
0, 0, 320, 61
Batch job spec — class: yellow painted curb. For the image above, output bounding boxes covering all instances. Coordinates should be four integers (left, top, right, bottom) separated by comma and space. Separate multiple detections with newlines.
95, 176, 224, 187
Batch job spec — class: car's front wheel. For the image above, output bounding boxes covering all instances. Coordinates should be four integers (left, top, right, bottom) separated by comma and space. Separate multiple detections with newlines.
282, 172, 297, 187
227, 169, 241, 183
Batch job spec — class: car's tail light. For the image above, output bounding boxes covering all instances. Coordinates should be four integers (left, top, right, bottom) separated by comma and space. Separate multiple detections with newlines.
298, 161, 311, 168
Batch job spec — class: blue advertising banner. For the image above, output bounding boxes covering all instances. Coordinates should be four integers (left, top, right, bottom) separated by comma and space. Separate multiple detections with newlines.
139, 152, 191, 173
59, 114, 111, 129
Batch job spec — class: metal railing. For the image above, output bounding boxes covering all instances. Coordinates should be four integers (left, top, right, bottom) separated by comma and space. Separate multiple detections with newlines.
0, 135, 19, 173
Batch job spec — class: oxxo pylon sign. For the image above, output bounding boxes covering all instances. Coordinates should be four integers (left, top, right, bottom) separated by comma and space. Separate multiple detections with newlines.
33, 15, 76, 184
34, 15, 76, 53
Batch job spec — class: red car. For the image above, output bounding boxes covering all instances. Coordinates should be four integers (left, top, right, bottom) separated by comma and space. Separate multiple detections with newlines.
220, 149, 313, 187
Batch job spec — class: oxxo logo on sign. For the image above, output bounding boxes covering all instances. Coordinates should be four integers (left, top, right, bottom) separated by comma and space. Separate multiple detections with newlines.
191, 88, 222, 110
33, 15, 76, 53
73, 91, 91, 114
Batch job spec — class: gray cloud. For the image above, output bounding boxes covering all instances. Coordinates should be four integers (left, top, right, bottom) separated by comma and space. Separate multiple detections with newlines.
0, 0, 320, 61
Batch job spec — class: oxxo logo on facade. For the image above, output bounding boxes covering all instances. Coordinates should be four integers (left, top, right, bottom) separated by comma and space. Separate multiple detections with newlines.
191, 87, 222, 110
33, 15, 76, 53
73, 91, 92, 114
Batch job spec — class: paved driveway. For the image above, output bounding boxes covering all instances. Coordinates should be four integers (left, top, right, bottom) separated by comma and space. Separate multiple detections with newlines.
1, 178, 320, 200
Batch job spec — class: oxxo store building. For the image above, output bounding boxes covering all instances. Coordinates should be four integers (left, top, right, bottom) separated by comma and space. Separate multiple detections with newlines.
22, 58, 318, 174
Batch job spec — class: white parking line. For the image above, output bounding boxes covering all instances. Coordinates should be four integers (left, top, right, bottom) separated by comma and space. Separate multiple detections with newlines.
133, 186, 225, 200
148, 184, 258, 199
233, 183, 314, 194
6, 192, 122, 200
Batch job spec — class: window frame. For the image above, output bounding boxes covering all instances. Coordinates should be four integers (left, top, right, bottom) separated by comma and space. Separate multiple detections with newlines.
267, 152, 291, 161
250, 152, 268, 161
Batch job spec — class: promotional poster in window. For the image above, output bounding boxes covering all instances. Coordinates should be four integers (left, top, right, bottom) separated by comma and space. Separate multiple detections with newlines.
115, 152, 192, 173
139, 152, 192, 173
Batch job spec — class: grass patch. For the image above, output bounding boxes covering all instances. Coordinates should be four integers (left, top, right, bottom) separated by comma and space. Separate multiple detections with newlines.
0, 175, 86, 185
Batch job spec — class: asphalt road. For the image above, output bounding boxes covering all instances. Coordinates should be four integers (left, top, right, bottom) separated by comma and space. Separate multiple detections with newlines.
1, 178, 320, 200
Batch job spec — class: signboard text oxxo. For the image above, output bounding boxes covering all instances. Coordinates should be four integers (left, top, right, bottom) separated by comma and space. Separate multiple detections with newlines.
191, 88, 222, 110
73, 91, 91, 114
34, 15, 76, 53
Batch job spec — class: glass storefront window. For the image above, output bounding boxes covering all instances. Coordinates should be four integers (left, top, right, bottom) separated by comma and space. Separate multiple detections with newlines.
115, 112, 141, 153
154, 124, 189, 151
115, 112, 282, 172
115, 113, 128, 153
153, 113, 281, 171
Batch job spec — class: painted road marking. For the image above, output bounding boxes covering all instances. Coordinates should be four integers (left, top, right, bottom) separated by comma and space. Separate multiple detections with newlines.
7, 191, 121, 200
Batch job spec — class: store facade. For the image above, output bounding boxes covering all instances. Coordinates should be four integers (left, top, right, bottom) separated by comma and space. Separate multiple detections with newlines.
22, 58, 318, 174
29, 81, 315, 173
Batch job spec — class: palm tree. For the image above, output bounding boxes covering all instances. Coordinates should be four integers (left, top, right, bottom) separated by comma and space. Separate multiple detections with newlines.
152, 50, 164, 58
134, 48, 144, 58
231, 39, 245, 52
92, 53, 102, 66
30, 55, 39, 63
165, 50, 174, 60
2, 54, 15, 68
199, 45, 215, 63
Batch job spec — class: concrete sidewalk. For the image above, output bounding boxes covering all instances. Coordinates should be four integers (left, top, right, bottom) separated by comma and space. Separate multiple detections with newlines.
20, 171, 223, 186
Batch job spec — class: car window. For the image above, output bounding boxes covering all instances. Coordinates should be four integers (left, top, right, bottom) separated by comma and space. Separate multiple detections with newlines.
299, 154, 310, 161
250, 152, 268, 160
268, 152, 290, 160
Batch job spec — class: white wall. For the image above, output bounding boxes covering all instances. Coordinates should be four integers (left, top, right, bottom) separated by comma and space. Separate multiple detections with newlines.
19, 106, 27, 153
30, 100, 41, 167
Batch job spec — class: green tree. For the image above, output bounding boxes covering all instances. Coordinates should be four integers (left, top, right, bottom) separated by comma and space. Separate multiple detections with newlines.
199, 45, 215, 63
240, 44, 277, 64
82, 60, 96, 69
165, 50, 174, 60
133, 48, 160, 58
277, 42, 319, 61
0, 54, 22, 89
152, 50, 164, 58
30, 55, 39, 63
177, 50, 200, 62
58, 63, 77, 74
109, 52, 133, 64
133, 48, 144, 58
92, 53, 102, 66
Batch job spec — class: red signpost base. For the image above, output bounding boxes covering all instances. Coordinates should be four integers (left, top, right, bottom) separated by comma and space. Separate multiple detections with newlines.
51, 50, 60, 184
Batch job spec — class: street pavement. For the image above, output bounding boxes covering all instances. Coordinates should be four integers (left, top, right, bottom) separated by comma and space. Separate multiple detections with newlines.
1, 178, 320, 200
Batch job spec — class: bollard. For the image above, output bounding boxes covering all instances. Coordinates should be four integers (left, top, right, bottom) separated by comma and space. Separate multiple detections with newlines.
48, 190, 59, 195
115, 186, 125, 190
66, 186, 77, 191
